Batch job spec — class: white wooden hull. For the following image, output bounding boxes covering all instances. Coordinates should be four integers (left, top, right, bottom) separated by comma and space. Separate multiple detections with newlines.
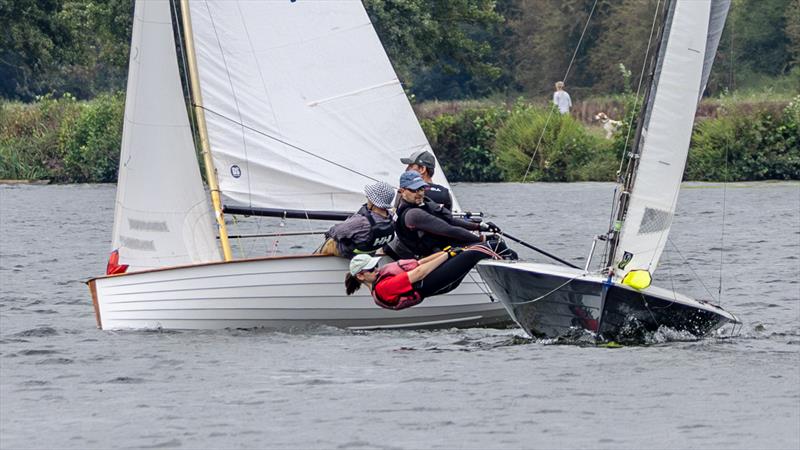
88, 255, 510, 330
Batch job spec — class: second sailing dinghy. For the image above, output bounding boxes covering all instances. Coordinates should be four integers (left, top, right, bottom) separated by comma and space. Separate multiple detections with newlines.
87, 0, 509, 330
478, 0, 740, 342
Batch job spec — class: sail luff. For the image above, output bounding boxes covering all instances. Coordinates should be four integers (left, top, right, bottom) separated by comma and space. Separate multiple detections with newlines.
178, 0, 232, 261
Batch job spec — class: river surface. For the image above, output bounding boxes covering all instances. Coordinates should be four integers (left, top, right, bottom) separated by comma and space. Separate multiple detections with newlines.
1, 182, 798, 449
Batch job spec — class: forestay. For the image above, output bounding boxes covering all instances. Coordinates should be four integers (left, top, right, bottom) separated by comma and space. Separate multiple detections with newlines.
187, 0, 460, 214
112, 0, 220, 271
612, 0, 729, 279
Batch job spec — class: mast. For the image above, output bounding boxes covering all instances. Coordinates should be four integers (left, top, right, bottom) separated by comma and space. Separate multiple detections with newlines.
604, 0, 672, 272
178, 0, 233, 261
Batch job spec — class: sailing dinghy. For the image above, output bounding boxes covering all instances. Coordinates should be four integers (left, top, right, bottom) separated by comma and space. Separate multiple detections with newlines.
87, 0, 509, 330
478, 0, 740, 342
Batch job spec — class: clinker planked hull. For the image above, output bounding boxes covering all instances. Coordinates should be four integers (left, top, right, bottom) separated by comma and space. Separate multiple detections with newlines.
88, 255, 510, 331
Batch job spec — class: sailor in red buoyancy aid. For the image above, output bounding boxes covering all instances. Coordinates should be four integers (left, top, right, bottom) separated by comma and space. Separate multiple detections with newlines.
344, 244, 500, 310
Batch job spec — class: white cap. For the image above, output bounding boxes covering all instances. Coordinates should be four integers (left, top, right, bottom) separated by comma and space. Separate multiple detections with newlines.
349, 254, 381, 276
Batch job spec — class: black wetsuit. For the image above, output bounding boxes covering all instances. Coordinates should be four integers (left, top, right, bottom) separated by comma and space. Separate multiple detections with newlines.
424, 183, 452, 211
393, 198, 481, 259
414, 244, 495, 297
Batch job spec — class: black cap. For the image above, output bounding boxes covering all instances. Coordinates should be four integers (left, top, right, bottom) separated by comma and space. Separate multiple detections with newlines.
400, 150, 436, 170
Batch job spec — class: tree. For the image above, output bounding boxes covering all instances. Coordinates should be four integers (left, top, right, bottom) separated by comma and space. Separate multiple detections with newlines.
364, 0, 504, 100
786, 0, 800, 67
0, 0, 132, 101
0, 0, 75, 100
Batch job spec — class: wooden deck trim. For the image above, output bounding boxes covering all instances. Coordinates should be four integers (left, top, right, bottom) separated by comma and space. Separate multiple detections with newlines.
86, 253, 337, 283
87, 279, 102, 329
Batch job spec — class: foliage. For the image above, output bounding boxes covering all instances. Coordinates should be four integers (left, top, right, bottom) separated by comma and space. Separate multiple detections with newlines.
0, 94, 79, 180
420, 106, 508, 181
686, 95, 800, 181
0, 93, 123, 182
1, 0, 798, 102
0, 0, 131, 101
493, 102, 614, 181
59, 92, 124, 182
364, 0, 504, 99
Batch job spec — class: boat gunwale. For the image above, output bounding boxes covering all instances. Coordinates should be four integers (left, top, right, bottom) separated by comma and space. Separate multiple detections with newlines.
86, 253, 340, 284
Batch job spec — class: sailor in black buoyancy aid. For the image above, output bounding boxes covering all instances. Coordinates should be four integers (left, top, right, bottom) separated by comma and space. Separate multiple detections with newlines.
399, 150, 453, 210
317, 181, 396, 259
386, 171, 516, 260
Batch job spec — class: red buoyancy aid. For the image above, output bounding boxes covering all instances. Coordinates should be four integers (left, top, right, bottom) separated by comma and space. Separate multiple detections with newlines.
370, 259, 423, 310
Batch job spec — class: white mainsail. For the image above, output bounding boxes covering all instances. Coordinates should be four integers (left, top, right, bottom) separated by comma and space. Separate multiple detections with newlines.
111, 0, 220, 271
187, 0, 460, 214
612, 0, 729, 278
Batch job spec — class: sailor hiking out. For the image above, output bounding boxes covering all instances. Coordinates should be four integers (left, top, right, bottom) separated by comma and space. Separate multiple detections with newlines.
345, 245, 500, 310
317, 181, 396, 259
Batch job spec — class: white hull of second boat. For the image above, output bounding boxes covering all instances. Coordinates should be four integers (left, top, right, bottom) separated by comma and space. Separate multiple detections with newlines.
88, 255, 510, 330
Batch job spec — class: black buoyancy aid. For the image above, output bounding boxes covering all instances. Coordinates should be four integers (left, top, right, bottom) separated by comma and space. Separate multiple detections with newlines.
353, 206, 395, 253
425, 183, 451, 209
370, 259, 423, 310
395, 200, 452, 257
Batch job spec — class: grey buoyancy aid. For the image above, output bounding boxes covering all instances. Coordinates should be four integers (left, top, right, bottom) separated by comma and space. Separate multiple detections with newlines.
353, 205, 395, 254
394, 199, 452, 258
370, 259, 423, 310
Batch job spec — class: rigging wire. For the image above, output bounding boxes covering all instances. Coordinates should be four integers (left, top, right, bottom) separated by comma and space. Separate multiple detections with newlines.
667, 238, 718, 302
615, 0, 663, 175
521, 0, 599, 183
718, 6, 736, 306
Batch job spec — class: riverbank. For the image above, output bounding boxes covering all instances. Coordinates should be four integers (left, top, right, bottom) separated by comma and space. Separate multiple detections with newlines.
1, 92, 797, 183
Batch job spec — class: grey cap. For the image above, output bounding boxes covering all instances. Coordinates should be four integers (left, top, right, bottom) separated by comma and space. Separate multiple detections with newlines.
400, 150, 436, 170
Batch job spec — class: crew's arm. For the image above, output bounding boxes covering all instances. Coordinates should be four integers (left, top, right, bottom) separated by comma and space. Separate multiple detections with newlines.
406, 252, 449, 284
405, 209, 482, 244
417, 251, 446, 265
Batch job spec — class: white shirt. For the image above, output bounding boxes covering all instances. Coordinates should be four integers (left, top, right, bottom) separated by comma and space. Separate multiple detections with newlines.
553, 90, 572, 114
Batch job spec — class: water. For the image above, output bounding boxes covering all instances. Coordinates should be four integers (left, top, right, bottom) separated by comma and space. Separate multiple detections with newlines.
1, 182, 798, 449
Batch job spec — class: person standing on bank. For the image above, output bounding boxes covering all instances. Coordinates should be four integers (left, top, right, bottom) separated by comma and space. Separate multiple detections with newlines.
400, 150, 453, 211
345, 245, 499, 310
553, 81, 572, 115
390, 170, 503, 259
317, 181, 396, 259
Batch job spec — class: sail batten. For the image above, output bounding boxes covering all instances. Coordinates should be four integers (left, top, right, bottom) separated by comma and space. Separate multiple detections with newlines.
187, 0, 460, 214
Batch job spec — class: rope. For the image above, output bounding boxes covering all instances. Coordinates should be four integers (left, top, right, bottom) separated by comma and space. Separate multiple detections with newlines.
508, 271, 595, 306
521, 0, 599, 182
231, 214, 246, 257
